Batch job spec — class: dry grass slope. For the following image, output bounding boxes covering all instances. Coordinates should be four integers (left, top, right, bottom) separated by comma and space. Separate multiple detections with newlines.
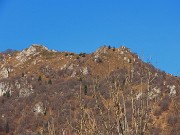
0, 45, 179, 135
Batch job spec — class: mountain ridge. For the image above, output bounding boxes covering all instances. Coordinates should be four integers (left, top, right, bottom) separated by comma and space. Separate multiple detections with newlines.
0, 44, 179, 135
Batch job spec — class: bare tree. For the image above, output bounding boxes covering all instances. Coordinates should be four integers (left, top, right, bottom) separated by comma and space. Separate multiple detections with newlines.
48, 117, 56, 135
90, 67, 158, 135
67, 81, 99, 135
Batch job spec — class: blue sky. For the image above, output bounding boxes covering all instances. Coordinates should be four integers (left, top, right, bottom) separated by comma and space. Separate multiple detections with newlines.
0, 0, 180, 75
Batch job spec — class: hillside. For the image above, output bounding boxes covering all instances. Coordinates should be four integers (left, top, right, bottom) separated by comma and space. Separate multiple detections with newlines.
0, 44, 179, 135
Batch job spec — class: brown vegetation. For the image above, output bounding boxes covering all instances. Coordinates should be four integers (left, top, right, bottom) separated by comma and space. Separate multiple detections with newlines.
0, 45, 179, 134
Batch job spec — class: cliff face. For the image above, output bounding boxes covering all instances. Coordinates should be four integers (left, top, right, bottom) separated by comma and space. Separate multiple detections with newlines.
0, 45, 179, 135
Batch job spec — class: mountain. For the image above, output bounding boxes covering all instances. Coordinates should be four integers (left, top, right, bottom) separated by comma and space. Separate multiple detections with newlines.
0, 44, 179, 135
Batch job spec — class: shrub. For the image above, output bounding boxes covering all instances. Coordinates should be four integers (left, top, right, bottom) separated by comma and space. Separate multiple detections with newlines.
79, 77, 83, 82
84, 85, 88, 95
168, 115, 178, 126
38, 76, 42, 81
3, 91, 11, 98
154, 109, 161, 116
112, 47, 116, 51
108, 45, 111, 49
6, 122, 9, 133
48, 79, 52, 85
64, 53, 68, 56
160, 97, 170, 111
79, 53, 86, 57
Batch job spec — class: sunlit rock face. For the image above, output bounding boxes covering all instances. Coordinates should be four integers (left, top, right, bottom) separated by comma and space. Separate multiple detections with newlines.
95, 46, 108, 55
0, 67, 9, 79
0, 82, 12, 97
19, 84, 34, 97
33, 102, 46, 115
16, 44, 49, 62
0, 66, 13, 79
148, 87, 161, 100
167, 85, 176, 97
16, 45, 38, 62
82, 67, 88, 75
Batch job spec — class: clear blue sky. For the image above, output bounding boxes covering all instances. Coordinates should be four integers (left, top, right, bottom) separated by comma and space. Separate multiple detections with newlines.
0, 0, 180, 75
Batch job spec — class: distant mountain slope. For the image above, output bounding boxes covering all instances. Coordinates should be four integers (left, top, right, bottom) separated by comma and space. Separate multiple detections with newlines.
0, 44, 179, 135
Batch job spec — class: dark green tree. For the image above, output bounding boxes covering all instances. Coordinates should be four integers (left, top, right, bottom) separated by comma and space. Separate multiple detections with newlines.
113, 47, 116, 51
79, 52, 86, 57
79, 77, 83, 82
84, 85, 88, 95
65, 53, 68, 56
6, 122, 9, 133
48, 79, 52, 85
6, 91, 11, 98
38, 75, 42, 81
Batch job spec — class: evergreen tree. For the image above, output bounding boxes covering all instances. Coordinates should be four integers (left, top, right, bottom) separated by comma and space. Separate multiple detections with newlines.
48, 79, 52, 85
84, 85, 88, 95
6, 122, 9, 133
38, 75, 42, 81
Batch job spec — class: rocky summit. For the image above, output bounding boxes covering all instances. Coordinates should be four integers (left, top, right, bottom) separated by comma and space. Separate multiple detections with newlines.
0, 45, 179, 135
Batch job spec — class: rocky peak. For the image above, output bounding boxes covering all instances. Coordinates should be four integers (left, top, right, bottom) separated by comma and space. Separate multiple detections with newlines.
95, 46, 109, 54
30, 44, 49, 51
15, 44, 50, 62
23, 44, 50, 55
